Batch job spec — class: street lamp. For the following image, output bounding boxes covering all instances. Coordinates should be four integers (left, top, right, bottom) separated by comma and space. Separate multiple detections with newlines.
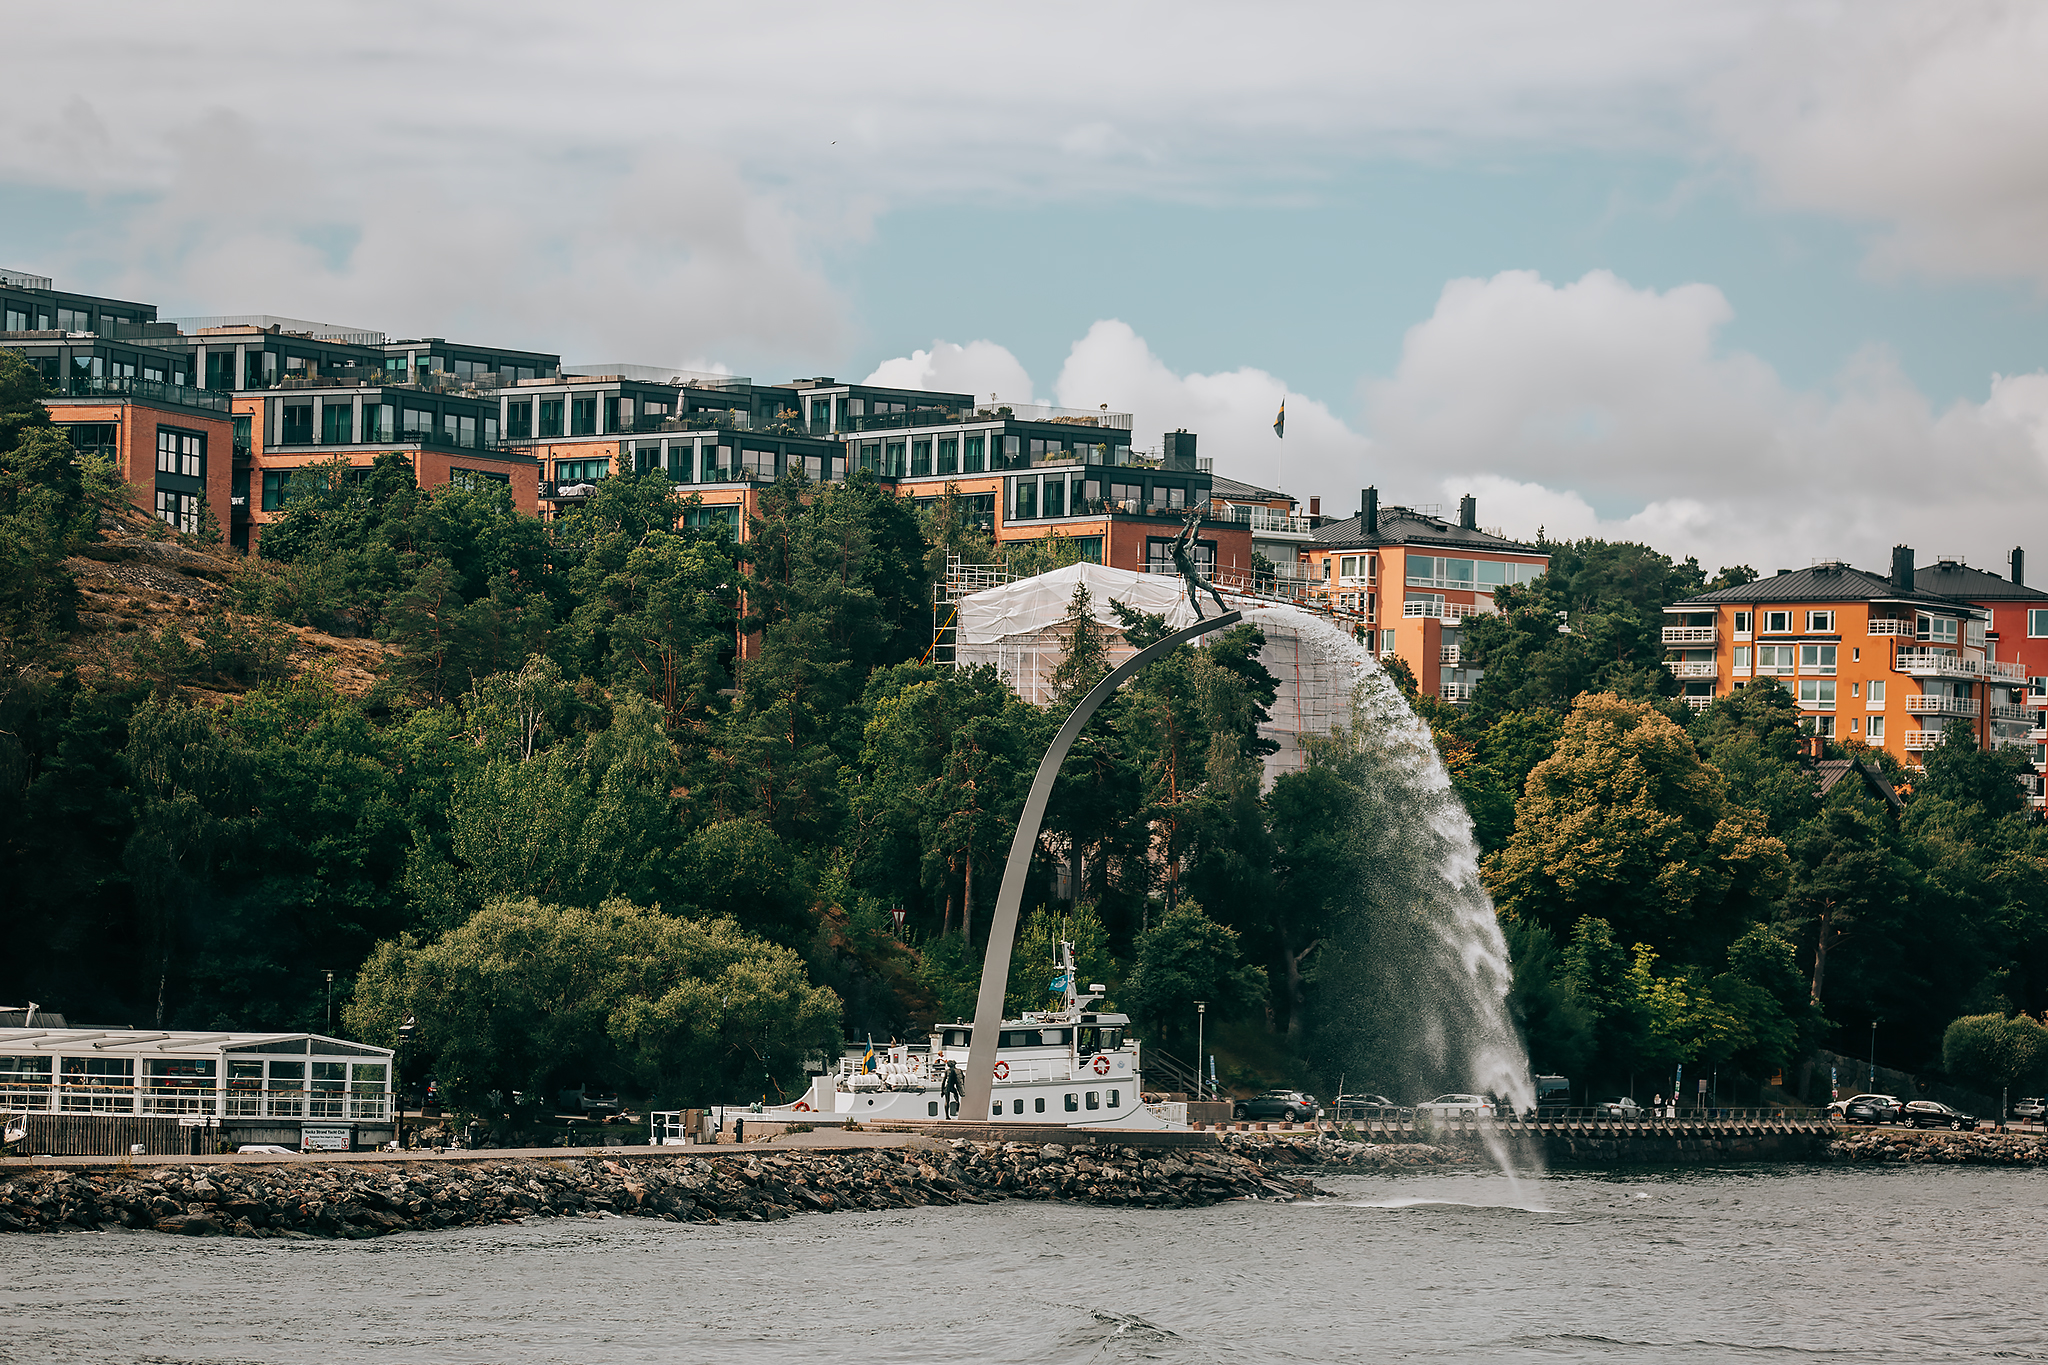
396, 1015, 416, 1151
1869, 1019, 1878, 1091
1194, 1002, 1207, 1104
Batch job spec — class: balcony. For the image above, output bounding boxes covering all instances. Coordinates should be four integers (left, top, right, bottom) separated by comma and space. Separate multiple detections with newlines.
1404, 601, 1488, 622
1219, 504, 1316, 538
1905, 695, 1979, 717
1895, 650, 2027, 681
1662, 625, 1718, 645
1683, 694, 1717, 712
1440, 646, 1461, 666
49, 374, 232, 414
1990, 703, 2036, 723
1867, 618, 1912, 636
1667, 661, 1718, 679
1904, 730, 1945, 750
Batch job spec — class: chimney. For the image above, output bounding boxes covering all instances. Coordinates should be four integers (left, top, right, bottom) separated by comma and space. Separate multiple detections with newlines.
1361, 486, 1378, 531
1308, 495, 1320, 517
2013, 547, 2025, 587
1459, 494, 1477, 531
1892, 545, 1915, 593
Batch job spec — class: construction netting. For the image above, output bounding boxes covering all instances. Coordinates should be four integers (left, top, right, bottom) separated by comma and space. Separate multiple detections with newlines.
954, 564, 1365, 786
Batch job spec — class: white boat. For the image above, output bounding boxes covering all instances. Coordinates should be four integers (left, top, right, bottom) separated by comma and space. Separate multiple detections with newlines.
662, 944, 1185, 1141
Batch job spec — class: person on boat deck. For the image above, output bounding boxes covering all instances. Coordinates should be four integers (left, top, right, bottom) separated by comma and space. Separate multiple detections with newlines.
1077, 1027, 1100, 1056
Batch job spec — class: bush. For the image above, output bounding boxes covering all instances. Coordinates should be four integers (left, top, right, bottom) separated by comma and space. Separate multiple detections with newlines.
1941, 1013, 2048, 1093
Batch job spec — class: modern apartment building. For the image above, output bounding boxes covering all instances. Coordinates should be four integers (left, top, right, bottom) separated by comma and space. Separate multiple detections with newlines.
1303, 487, 1549, 700
1914, 552, 2048, 805
1662, 550, 2042, 792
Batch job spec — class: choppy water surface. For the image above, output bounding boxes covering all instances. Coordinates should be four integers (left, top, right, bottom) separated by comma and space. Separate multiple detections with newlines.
6, 1164, 2043, 1364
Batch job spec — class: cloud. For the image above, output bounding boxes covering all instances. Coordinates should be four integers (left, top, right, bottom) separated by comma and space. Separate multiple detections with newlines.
863, 341, 1037, 407
1361, 270, 2048, 572
1706, 2, 2048, 287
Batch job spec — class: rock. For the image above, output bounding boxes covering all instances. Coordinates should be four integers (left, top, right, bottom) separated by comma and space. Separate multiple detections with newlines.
157, 1214, 223, 1236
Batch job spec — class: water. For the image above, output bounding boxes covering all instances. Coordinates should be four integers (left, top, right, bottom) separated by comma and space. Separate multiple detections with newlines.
1239, 604, 1532, 1117
6, 1165, 2042, 1363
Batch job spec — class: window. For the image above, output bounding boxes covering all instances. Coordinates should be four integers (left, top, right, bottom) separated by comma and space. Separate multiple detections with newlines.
938, 437, 958, 474
1108, 1089, 1120, 1108
448, 467, 509, 491
155, 489, 198, 534
885, 441, 906, 477
1085, 1091, 1100, 1110
61, 422, 119, 455
281, 404, 313, 444
1381, 629, 1397, 654
1801, 714, 1836, 738
1917, 614, 1959, 644
3, 306, 25, 331
1867, 716, 1885, 741
1042, 478, 1065, 517
1732, 646, 1752, 674
1798, 680, 1837, 710
1339, 555, 1373, 584
1764, 611, 1792, 633
1012, 1099, 1023, 1114
1867, 681, 1885, 707
555, 458, 610, 483
571, 397, 598, 435
1002, 434, 1022, 467
260, 470, 295, 511
1064, 1093, 1078, 1112
911, 440, 932, 477
1757, 645, 1795, 675
1850, 716, 1859, 733
1035, 1097, 1046, 1113
2030, 610, 2048, 638
445, 413, 477, 447
928, 1102, 940, 1117
1800, 645, 1837, 675
402, 407, 431, 436
1807, 611, 1835, 632
321, 403, 352, 444
507, 401, 532, 439
963, 434, 985, 473
992, 1102, 1003, 1117
156, 429, 203, 477
538, 400, 564, 437
1013, 479, 1036, 519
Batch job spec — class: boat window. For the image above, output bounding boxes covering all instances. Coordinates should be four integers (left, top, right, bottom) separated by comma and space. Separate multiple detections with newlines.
928, 1102, 939, 1117
1040, 1029, 1070, 1046
992, 1103, 1003, 1117
1000, 1030, 1036, 1048
1035, 1097, 1046, 1113
1012, 1099, 1024, 1114
1105, 1030, 1122, 1049
1085, 1092, 1100, 1110
945, 1030, 969, 1047
1077, 1027, 1100, 1055
1108, 1089, 1120, 1108
1064, 1093, 1078, 1112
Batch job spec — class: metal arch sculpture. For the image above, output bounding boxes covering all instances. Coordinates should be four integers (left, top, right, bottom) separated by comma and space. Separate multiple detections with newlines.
959, 608, 1244, 1122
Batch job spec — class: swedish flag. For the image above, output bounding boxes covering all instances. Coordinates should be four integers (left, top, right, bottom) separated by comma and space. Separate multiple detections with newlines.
862, 1037, 877, 1073
1273, 400, 1285, 439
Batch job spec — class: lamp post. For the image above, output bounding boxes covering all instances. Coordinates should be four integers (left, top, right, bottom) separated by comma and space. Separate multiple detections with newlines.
324, 970, 334, 1034
1869, 1019, 1878, 1091
395, 1015, 415, 1151
1194, 1002, 1207, 1103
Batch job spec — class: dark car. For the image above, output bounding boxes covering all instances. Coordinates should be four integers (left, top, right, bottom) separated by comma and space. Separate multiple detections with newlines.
1842, 1095, 1904, 1125
1332, 1093, 1407, 1121
1902, 1100, 1980, 1131
1234, 1090, 1322, 1122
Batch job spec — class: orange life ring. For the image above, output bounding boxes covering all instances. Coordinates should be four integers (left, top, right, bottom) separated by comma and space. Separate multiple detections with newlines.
1092, 1055, 1111, 1076
993, 1061, 1010, 1080
792, 1100, 812, 1112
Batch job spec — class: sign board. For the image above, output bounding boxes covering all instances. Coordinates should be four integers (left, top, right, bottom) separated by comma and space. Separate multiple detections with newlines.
302, 1127, 351, 1152
177, 1116, 208, 1127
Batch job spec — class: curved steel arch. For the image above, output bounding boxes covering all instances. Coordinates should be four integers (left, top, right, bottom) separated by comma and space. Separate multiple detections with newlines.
959, 609, 1243, 1122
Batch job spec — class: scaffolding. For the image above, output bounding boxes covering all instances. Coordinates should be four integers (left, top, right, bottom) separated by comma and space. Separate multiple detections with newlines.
925, 555, 1014, 665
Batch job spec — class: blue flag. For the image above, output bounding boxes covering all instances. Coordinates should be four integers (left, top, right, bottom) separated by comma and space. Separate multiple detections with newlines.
1048, 973, 1072, 993
1273, 400, 1285, 439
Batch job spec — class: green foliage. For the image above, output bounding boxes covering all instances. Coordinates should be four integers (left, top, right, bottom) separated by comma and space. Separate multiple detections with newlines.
1121, 900, 1266, 1050
1940, 1012, 2048, 1093
346, 897, 842, 1108
0, 353, 93, 665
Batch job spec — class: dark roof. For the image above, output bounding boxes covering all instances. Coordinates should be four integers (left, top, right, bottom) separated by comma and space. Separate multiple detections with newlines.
0, 1007, 67, 1028
1209, 474, 1293, 505
1914, 560, 2048, 603
1670, 563, 1973, 611
1811, 758, 1905, 815
1311, 506, 1543, 554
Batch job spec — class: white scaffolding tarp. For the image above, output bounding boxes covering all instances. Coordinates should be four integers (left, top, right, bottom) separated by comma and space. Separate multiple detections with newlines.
955, 564, 1364, 786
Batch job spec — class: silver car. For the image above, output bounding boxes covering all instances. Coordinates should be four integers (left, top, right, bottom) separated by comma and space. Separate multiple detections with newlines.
1414, 1093, 1495, 1119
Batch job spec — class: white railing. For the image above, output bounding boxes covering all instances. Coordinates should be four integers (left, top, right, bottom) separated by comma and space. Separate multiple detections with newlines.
1662, 626, 1718, 644
1668, 661, 1717, 678
1905, 695, 1979, 717
1904, 729, 1945, 750
1440, 646, 1461, 665
1683, 694, 1717, 711
1868, 619, 1911, 635
1404, 600, 1487, 621
1990, 703, 2036, 723
1220, 504, 1314, 535
1896, 651, 2026, 681
1439, 682, 1473, 701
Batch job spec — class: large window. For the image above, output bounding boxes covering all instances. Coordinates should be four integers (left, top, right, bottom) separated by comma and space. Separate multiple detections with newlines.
2031, 610, 2048, 638
963, 434, 985, 473
1757, 645, 1795, 675
1339, 555, 1374, 584
911, 439, 932, 477
1917, 614, 1960, 644
321, 402, 353, 444
1798, 680, 1837, 710
555, 458, 610, 483
1867, 715, 1885, 740
571, 397, 598, 435
539, 400, 564, 437
1799, 645, 1837, 675
156, 429, 203, 477
448, 466, 509, 491
155, 490, 199, 534
507, 401, 533, 439
938, 437, 958, 474
1406, 555, 1542, 591
1732, 646, 1752, 674
281, 404, 313, 444
1763, 610, 1792, 633
63, 422, 119, 456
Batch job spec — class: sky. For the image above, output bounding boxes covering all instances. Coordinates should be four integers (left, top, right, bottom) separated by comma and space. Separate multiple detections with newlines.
8, 1, 2048, 574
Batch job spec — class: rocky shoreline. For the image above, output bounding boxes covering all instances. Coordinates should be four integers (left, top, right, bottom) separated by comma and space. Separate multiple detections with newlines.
1828, 1128, 2048, 1165
0, 1136, 1477, 1239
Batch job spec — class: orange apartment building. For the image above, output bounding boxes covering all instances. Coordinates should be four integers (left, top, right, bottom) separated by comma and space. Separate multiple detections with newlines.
1301, 487, 1549, 700
1663, 549, 2044, 800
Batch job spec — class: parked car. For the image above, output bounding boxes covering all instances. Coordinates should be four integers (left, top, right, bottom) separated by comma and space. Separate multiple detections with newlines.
1902, 1100, 1981, 1131
1332, 1094, 1407, 1121
557, 1087, 623, 1117
1593, 1096, 1644, 1119
1414, 1093, 1495, 1119
1829, 1093, 1901, 1122
235, 1145, 298, 1156
1841, 1095, 1904, 1125
2009, 1097, 2044, 1121
1233, 1090, 1323, 1122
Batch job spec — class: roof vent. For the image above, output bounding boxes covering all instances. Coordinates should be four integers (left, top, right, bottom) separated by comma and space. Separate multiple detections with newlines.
1458, 494, 1477, 530
1360, 486, 1379, 530
1776, 568, 1791, 576
1891, 545, 1915, 593
2013, 547, 2025, 587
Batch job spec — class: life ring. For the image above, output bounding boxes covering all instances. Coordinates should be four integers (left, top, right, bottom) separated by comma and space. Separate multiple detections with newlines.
1092, 1055, 1111, 1076
993, 1061, 1010, 1080
792, 1100, 812, 1112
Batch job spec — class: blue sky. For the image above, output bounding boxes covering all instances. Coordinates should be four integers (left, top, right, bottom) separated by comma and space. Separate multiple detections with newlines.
7, 1, 2047, 568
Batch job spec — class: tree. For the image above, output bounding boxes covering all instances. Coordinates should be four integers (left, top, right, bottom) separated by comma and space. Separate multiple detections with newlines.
0, 352, 95, 666
1941, 1012, 2048, 1097
1486, 692, 1789, 964
347, 897, 842, 1110
1120, 900, 1266, 1051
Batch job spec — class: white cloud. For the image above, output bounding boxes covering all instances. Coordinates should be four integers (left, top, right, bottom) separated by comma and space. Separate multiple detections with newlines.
863, 341, 1037, 407
1361, 270, 2048, 572
1706, 2, 2048, 288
